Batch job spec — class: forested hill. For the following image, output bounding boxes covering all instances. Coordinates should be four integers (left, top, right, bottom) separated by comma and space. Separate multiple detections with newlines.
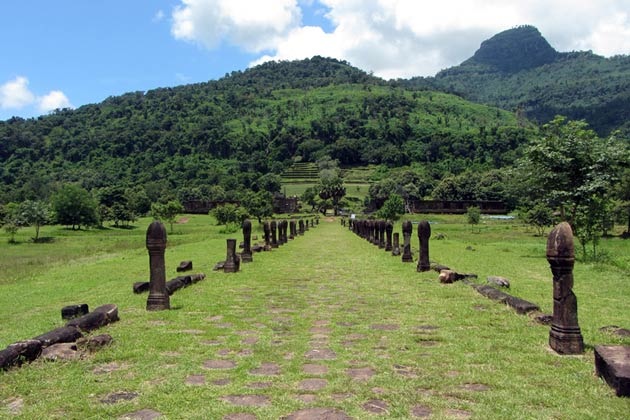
400, 26, 630, 136
0, 56, 534, 203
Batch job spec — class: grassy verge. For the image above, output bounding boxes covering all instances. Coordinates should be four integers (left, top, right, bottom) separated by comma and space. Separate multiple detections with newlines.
0, 215, 628, 418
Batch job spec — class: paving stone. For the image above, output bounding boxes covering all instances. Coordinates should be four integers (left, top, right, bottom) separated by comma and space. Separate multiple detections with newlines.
298, 378, 328, 391
203, 360, 236, 369
119, 408, 162, 419
4, 397, 23, 415
101, 391, 139, 404
221, 395, 270, 407
363, 399, 389, 414
294, 394, 317, 403
370, 324, 400, 331
411, 405, 432, 418
282, 408, 352, 419
310, 327, 332, 334
331, 393, 353, 402
594, 345, 630, 397
201, 339, 223, 346
242, 337, 259, 345
249, 362, 281, 375
446, 409, 472, 419
305, 349, 336, 360
212, 378, 232, 386
347, 367, 376, 381
247, 381, 273, 389
302, 364, 328, 375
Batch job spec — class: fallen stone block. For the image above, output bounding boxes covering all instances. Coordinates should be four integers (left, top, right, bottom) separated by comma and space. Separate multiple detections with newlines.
41, 343, 80, 361
33, 326, 83, 348
93, 304, 119, 323
77, 334, 113, 352
133, 281, 149, 294
0, 340, 42, 370
61, 304, 89, 320
474, 285, 539, 314
177, 260, 193, 272
595, 345, 630, 397
65, 311, 108, 332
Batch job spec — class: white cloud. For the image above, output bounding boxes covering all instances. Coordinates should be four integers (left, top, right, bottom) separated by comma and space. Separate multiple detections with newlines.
153, 9, 165, 23
171, 0, 302, 52
0, 76, 36, 109
0, 76, 73, 115
172, 0, 630, 78
38, 90, 73, 113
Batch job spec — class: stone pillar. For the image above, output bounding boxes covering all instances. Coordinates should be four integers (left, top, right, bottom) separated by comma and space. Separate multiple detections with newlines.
304, 219, 310, 231
224, 239, 240, 273
263, 221, 272, 250
282, 220, 289, 242
146, 221, 170, 311
401, 221, 413, 262
277, 220, 285, 246
270, 220, 278, 248
298, 219, 305, 235
392, 232, 401, 256
241, 219, 253, 263
385, 222, 393, 252
417, 220, 431, 272
547, 222, 584, 354
289, 219, 296, 240
378, 220, 386, 249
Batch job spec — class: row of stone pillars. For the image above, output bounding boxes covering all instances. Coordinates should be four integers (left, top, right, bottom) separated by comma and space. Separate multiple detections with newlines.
145, 217, 319, 310
347, 218, 431, 272
345, 218, 585, 356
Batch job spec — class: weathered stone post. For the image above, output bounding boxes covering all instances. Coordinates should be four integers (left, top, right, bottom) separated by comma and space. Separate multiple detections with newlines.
224, 239, 240, 273
378, 220, 386, 249
417, 220, 431, 272
385, 221, 393, 252
146, 221, 170, 311
304, 219, 310, 231
547, 222, 584, 354
401, 221, 413, 262
241, 219, 253, 263
392, 232, 401, 256
270, 220, 278, 248
263, 221, 272, 250
282, 220, 289, 242
289, 219, 296, 240
298, 219, 305, 235
277, 220, 285, 246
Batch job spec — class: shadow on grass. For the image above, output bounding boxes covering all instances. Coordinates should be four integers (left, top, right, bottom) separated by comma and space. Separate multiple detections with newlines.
32, 237, 55, 244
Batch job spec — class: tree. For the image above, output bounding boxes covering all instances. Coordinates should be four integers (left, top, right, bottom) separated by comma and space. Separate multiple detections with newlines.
52, 184, 99, 230
377, 194, 405, 221
517, 116, 628, 256
316, 157, 346, 216
151, 200, 184, 233
18, 200, 53, 241
210, 203, 248, 225
524, 202, 554, 236
2, 202, 24, 243
242, 191, 273, 223
466, 206, 481, 232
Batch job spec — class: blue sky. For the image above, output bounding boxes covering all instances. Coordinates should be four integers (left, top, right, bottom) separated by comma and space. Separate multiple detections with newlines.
1, 0, 629, 121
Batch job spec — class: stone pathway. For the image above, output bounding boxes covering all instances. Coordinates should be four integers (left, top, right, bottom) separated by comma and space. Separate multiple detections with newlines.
112, 222, 497, 419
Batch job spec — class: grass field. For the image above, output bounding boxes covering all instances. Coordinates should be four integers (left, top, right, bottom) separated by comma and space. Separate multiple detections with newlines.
1, 215, 629, 418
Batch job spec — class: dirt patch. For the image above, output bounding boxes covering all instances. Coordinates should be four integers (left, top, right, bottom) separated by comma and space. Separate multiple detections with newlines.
363, 399, 389, 414
313, 320, 330, 327
249, 362, 281, 375
223, 414, 258, 420
446, 409, 472, 419
212, 378, 232, 386
347, 367, 376, 381
185, 374, 206, 386
201, 339, 223, 346
247, 381, 273, 389
305, 348, 336, 360
119, 408, 162, 419
221, 395, 270, 407
459, 383, 490, 392
177, 217, 189, 224
242, 337, 259, 345
203, 359, 236, 369
298, 378, 328, 391
282, 408, 352, 419
310, 326, 332, 334
93, 361, 128, 374
302, 364, 328, 375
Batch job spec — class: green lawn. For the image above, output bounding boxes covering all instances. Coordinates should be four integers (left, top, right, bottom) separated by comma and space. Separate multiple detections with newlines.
1, 215, 628, 418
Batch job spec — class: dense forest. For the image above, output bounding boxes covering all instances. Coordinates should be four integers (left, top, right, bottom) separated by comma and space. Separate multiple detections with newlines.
401, 26, 630, 136
0, 56, 535, 205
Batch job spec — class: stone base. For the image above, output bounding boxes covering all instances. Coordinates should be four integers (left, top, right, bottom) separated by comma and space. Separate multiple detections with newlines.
595, 345, 630, 397
549, 325, 584, 354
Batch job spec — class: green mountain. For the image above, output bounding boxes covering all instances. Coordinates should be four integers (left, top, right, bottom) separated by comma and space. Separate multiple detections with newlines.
0, 57, 534, 203
401, 25, 630, 136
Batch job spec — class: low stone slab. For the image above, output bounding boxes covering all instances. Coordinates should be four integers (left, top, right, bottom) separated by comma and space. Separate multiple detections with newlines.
77, 334, 113, 352
473, 285, 539, 314
305, 349, 336, 360
33, 326, 83, 348
221, 395, 270, 407
133, 282, 150, 294
119, 408, 162, 420
0, 340, 42, 370
41, 343, 80, 361
204, 360, 236, 369
66, 311, 108, 332
298, 378, 328, 391
594, 345, 630, 397
363, 399, 389, 414
100, 391, 139, 404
